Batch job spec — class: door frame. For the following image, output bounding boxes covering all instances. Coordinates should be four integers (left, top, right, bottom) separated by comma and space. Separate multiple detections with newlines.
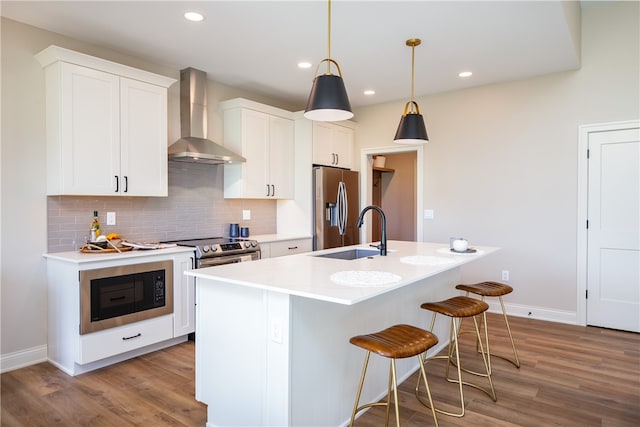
360, 145, 424, 244
576, 119, 640, 326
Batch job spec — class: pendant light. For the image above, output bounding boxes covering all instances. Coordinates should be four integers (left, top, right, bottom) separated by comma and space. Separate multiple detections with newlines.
394, 38, 428, 144
304, 0, 353, 122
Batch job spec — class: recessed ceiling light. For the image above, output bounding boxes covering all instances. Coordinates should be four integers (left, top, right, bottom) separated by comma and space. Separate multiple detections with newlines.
364, 90, 375, 96
458, 71, 473, 78
298, 62, 312, 69
184, 12, 204, 22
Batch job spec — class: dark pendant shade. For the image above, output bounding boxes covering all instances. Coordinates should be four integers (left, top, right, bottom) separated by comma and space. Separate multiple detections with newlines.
304, 74, 353, 122
394, 112, 429, 144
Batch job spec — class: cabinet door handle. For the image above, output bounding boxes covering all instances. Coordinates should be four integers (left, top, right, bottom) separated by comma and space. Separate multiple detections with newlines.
266, 184, 271, 197
336, 153, 339, 165
122, 333, 141, 341
124, 176, 128, 193
288, 246, 298, 250
332, 153, 337, 165
115, 176, 119, 193
271, 184, 275, 197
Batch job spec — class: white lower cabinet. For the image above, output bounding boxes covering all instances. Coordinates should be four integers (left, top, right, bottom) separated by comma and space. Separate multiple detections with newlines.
173, 252, 196, 337
44, 249, 194, 376
260, 238, 312, 259
79, 315, 173, 364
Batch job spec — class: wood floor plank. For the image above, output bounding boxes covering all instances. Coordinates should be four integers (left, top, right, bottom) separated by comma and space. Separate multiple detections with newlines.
2, 315, 639, 426
352, 314, 640, 427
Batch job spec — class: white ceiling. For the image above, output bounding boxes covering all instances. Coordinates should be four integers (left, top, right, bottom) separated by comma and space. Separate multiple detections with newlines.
1, 0, 582, 109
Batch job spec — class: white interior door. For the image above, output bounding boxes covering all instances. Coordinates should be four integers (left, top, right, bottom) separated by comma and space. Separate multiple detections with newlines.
587, 126, 640, 332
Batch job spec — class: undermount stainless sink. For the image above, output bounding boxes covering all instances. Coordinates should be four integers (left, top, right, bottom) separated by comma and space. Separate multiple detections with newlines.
314, 248, 379, 260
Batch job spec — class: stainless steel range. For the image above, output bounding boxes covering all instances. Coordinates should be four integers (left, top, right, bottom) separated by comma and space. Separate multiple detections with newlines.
167, 237, 260, 268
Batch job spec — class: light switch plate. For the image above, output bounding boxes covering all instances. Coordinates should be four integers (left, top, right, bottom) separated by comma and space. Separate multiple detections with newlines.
242, 210, 251, 220
423, 209, 434, 220
106, 212, 116, 225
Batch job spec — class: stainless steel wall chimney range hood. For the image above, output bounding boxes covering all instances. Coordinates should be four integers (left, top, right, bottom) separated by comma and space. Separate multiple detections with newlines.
168, 68, 245, 164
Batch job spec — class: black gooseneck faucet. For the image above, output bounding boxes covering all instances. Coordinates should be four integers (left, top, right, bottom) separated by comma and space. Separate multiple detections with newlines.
356, 205, 387, 256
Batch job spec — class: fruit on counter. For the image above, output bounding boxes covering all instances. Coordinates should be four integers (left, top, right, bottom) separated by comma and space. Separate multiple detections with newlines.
106, 233, 120, 240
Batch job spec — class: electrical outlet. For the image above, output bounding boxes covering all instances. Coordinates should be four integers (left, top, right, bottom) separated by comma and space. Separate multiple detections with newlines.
243, 210, 251, 220
106, 212, 116, 225
271, 318, 282, 343
501, 270, 510, 281
423, 209, 434, 220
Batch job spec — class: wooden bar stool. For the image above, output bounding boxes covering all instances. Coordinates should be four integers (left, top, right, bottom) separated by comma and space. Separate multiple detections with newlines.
349, 324, 439, 427
456, 281, 520, 370
417, 296, 496, 418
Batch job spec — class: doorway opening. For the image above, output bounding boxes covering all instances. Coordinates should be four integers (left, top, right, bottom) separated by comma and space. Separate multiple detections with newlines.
360, 145, 424, 244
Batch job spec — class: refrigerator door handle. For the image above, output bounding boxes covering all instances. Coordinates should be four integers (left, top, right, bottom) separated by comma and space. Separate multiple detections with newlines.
337, 181, 347, 235
342, 182, 348, 235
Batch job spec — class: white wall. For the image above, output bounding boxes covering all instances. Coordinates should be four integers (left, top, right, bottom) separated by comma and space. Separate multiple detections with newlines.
352, 2, 639, 320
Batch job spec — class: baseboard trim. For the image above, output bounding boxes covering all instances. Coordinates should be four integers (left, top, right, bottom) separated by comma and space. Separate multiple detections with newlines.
0, 345, 48, 374
1, 336, 190, 375
487, 301, 577, 325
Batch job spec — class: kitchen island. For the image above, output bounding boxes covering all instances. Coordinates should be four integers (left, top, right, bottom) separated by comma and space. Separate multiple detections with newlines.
188, 241, 498, 426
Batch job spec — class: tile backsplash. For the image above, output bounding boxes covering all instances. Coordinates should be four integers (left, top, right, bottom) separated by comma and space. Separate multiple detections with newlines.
47, 162, 277, 252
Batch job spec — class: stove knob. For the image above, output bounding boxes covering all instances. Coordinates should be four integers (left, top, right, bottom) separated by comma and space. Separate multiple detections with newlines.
251, 241, 257, 247
244, 242, 251, 248
202, 245, 210, 253
211, 246, 218, 252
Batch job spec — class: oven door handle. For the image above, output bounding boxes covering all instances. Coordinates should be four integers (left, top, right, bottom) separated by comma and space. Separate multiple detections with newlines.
197, 254, 254, 268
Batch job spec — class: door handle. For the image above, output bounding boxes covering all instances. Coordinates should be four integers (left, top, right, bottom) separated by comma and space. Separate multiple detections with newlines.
114, 176, 119, 193
122, 333, 141, 341
266, 184, 271, 197
271, 184, 275, 197
124, 176, 128, 193
337, 182, 347, 235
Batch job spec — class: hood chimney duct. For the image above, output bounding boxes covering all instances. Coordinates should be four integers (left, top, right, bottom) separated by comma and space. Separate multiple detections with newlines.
168, 68, 245, 164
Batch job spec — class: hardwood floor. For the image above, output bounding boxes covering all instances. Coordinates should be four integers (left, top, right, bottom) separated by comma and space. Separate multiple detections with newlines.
1, 341, 206, 426
1, 314, 638, 426
354, 314, 640, 427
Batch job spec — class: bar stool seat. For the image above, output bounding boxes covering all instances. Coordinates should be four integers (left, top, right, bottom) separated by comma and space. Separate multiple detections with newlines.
349, 324, 439, 427
417, 296, 496, 418
456, 281, 520, 369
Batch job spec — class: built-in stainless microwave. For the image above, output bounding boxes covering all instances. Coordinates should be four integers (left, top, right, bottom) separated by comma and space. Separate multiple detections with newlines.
79, 260, 173, 334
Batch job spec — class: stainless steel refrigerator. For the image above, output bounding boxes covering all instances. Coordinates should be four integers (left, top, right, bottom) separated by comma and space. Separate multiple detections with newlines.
313, 166, 360, 250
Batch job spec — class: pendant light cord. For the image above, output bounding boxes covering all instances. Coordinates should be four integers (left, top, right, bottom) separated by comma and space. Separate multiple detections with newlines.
326, 0, 332, 74
410, 42, 415, 103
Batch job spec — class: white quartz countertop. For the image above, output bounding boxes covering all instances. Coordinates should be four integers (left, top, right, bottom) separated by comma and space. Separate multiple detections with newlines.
43, 246, 195, 264
187, 241, 498, 305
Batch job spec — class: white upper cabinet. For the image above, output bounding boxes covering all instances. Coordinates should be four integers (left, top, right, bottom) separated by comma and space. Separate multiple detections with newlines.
36, 46, 175, 196
312, 121, 355, 169
119, 78, 171, 196
221, 98, 294, 199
